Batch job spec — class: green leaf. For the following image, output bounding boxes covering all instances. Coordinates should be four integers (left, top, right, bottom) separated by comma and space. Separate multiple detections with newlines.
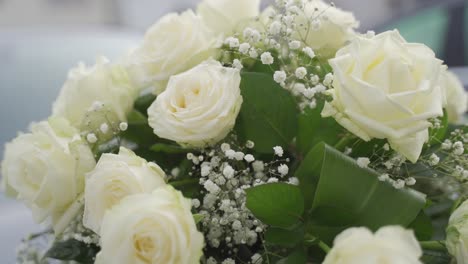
297, 143, 427, 243
193, 214, 204, 224
150, 143, 191, 154
276, 248, 307, 264
265, 225, 304, 247
127, 110, 148, 125
246, 183, 304, 228
235, 72, 299, 153
134, 93, 156, 115
296, 102, 344, 155
44, 239, 99, 264
421, 250, 452, 264
409, 211, 433, 241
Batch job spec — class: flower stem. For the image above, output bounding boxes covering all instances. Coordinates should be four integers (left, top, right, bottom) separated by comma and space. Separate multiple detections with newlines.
318, 241, 331, 254
420, 241, 446, 251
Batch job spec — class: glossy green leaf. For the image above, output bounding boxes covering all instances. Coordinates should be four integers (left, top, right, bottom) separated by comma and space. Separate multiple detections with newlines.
235, 72, 298, 153
296, 143, 427, 243
246, 183, 304, 228
276, 248, 307, 264
127, 109, 148, 125
409, 211, 434, 241
134, 93, 156, 115
265, 225, 304, 247
296, 103, 344, 155
45, 239, 99, 264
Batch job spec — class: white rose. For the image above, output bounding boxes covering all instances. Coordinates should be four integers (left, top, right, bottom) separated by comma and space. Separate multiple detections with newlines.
322, 30, 444, 162
148, 60, 242, 148
197, 0, 261, 35
441, 70, 467, 123
52, 57, 138, 130
295, 0, 359, 56
323, 226, 423, 264
95, 186, 204, 264
446, 199, 468, 264
83, 147, 166, 234
1, 117, 95, 230
126, 10, 217, 94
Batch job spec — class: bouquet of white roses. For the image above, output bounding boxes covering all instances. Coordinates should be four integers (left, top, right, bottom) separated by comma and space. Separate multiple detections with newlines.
3, 0, 468, 263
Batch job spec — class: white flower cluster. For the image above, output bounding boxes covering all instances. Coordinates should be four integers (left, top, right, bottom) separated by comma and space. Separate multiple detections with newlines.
188, 141, 294, 262
221, 0, 353, 111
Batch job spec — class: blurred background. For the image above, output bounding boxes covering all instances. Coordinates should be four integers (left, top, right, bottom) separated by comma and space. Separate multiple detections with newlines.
0, 0, 467, 262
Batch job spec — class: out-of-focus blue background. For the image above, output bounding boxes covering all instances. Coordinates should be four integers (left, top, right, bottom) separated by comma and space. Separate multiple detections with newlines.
0, 0, 467, 263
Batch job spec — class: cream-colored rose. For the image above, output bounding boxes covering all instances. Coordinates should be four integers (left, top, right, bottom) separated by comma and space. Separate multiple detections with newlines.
126, 10, 217, 94
83, 147, 166, 234
295, 0, 359, 56
441, 70, 467, 123
52, 57, 138, 130
322, 30, 444, 162
197, 0, 261, 35
1, 117, 95, 230
148, 60, 242, 148
323, 226, 423, 264
446, 199, 468, 264
95, 186, 204, 264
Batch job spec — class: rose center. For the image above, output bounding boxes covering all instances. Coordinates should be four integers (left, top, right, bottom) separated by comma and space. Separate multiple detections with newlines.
133, 234, 156, 263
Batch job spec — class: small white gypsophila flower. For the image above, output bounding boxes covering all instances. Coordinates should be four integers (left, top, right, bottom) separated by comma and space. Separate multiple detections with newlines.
171, 167, 180, 177
223, 165, 235, 179
378, 174, 390, 182
274, 71, 287, 84
225, 37, 240, 48
252, 160, 265, 172
273, 146, 284, 157
244, 154, 255, 163
288, 177, 300, 185
260, 52, 274, 65
245, 140, 255, 149
99, 123, 109, 134
268, 177, 279, 183
249, 48, 258, 58
303, 88, 315, 99
232, 59, 243, 70
243, 27, 253, 38
323, 73, 334, 86
239, 43, 251, 54
441, 140, 452, 150
204, 179, 221, 194
383, 143, 390, 151
292, 83, 306, 96
295, 67, 307, 79
221, 143, 231, 152
302, 47, 316, 59
201, 165, 212, 177
278, 164, 289, 177
289, 40, 301, 50
429, 153, 440, 166
269, 21, 282, 35
312, 84, 326, 93
86, 133, 98, 143
192, 199, 200, 208
119, 122, 128, 131
310, 74, 320, 85
234, 151, 245, 161
393, 179, 405, 189
357, 157, 370, 168
405, 177, 416, 186
225, 149, 236, 159
222, 258, 235, 264
251, 253, 263, 264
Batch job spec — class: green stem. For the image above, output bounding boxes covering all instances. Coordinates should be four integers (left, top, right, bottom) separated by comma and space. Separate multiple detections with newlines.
420, 241, 446, 251
169, 178, 198, 188
318, 241, 331, 254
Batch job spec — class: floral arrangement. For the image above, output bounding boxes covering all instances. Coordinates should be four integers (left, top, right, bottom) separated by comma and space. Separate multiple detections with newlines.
2, 0, 468, 263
